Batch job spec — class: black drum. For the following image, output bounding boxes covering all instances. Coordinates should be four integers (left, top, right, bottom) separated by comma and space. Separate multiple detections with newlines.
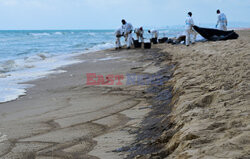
150, 38, 158, 44
133, 40, 142, 48
158, 37, 168, 43
144, 42, 151, 49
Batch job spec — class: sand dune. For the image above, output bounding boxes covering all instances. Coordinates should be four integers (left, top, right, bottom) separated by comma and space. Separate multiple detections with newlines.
141, 30, 250, 159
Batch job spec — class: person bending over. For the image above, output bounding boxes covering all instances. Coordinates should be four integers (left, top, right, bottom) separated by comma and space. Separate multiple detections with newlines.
134, 27, 144, 43
121, 19, 133, 49
115, 27, 123, 50
148, 29, 159, 39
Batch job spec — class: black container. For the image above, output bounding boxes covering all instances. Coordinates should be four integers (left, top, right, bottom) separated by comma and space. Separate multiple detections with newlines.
158, 37, 168, 43
150, 38, 158, 44
167, 39, 174, 44
133, 40, 142, 48
144, 42, 151, 49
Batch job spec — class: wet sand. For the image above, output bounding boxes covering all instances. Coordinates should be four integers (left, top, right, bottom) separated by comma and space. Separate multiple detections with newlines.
1, 30, 250, 159
0, 46, 169, 158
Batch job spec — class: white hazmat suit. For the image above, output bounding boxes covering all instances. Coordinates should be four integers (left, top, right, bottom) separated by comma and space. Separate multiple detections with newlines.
185, 16, 197, 46
115, 28, 123, 49
217, 13, 228, 31
122, 22, 133, 48
134, 28, 144, 43
150, 29, 159, 39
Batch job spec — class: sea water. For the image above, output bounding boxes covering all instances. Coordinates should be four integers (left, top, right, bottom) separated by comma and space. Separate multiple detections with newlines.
0, 27, 216, 103
0, 30, 119, 103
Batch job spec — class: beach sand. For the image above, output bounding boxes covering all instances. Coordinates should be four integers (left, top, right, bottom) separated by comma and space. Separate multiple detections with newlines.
0, 46, 167, 158
0, 30, 249, 159
131, 30, 250, 159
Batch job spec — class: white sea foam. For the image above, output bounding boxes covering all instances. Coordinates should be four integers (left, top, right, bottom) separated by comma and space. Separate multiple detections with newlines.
0, 74, 10, 78
30, 33, 51, 36
0, 86, 27, 103
88, 32, 96, 36
98, 57, 121, 61
0, 53, 81, 103
0, 132, 7, 142
0, 60, 18, 73
0, 53, 51, 73
54, 32, 63, 35
0, 39, 115, 103
89, 42, 115, 51
24, 53, 50, 62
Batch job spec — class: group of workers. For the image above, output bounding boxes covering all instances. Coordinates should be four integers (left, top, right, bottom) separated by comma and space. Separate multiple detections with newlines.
115, 20, 159, 49
115, 9, 228, 49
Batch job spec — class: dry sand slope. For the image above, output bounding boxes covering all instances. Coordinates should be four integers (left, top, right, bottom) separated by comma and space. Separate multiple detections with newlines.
138, 30, 250, 159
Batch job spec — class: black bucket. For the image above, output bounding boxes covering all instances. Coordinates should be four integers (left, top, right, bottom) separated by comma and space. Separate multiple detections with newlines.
158, 37, 168, 43
150, 38, 158, 44
167, 39, 174, 44
144, 42, 151, 49
133, 40, 142, 48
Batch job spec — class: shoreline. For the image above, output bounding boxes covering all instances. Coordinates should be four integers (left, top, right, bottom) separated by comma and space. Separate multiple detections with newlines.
0, 45, 168, 158
1, 27, 249, 104
0, 30, 249, 159
0, 46, 116, 104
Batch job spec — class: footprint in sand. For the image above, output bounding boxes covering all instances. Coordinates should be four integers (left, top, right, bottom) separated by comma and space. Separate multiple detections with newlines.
0, 132, 8, 142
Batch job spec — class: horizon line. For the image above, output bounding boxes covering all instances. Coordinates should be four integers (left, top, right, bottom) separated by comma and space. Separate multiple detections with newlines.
0, 22, 249, 31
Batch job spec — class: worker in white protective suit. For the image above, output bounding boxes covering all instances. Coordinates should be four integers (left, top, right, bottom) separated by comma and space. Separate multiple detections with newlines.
134, 27, 144, 43
216, 9, 228, 31
185, 12, 197, 46
115, 28, 123, 49
148, 29, 159, 39
121, 19, 133, 49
